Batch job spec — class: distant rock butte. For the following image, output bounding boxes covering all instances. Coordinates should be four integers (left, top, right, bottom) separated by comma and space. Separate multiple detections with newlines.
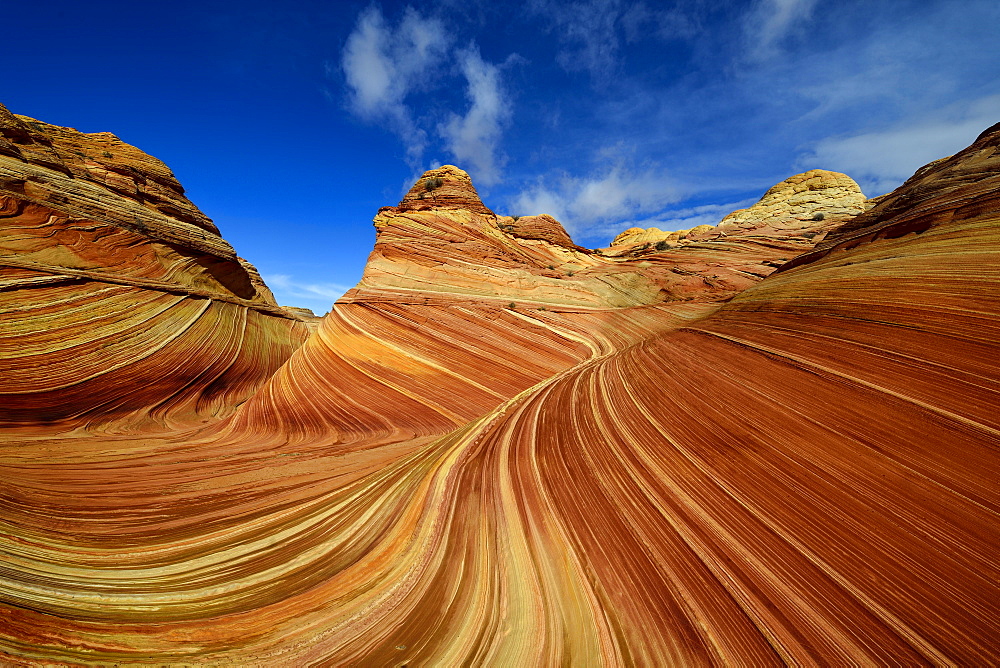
718, 168, 866, 231
1, 103, 999, 667
612, 169, 866, 247
347, 164, 842, 308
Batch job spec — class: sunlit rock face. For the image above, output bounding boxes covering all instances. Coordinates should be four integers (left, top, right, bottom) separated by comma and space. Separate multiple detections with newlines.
0, 103, 311, 429
350, 164, 843, 308
716, 168, 867, 233
1, 107, 999, 666
612, 168, 866, 248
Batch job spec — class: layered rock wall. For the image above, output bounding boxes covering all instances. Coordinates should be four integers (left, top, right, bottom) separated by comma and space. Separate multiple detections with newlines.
0, 104, 310, 429
352, 165, 842, 308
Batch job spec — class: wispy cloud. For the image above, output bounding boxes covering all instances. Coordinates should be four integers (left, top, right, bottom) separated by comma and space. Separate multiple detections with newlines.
744, 0, 817, 62
620, 2, 701, 43
511, 165, 683, 238
440, 47, 512, 186
341, 5, 516, 185
340, 0, 1000, 253
530, 0, 703, 80
529, 0, 624, 82
797, 94, 1000, 196
615, 198, 759, 234
341, 5, 450, 166
264, 274, 352, 314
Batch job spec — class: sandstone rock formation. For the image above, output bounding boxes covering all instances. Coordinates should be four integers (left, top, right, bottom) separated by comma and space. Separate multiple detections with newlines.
0, 103, 311, 429
350, 164, 843, 308
717, 168, 866, 232
397, 163, 494, 215
611, 224, 699, 246
611, 169, 867, 248
1, 108, 998, 666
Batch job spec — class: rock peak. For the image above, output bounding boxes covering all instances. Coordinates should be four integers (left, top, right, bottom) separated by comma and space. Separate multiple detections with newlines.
398, 165, 494, 215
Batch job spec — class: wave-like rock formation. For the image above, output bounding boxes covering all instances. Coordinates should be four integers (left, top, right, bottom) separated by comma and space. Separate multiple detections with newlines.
0, 104, 311, 429
1, 107, 998, 665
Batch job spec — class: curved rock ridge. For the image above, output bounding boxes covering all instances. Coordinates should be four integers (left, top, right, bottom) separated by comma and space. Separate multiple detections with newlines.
0, 104, 232, 260
782, 121, 1000, 271
1, 119, 999, 666
0, 104, 311, 429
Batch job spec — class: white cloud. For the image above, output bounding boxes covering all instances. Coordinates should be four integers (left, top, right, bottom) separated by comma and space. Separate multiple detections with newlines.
440, 47, 512, 186
744, 0, 817, 62
623, 198, 759, 231
342, 7, 395, 119
511, 166, 683, 236
341, 6, 449, 166
264, 274, 352, 314
798, 94, 1000, 196
341, 7, 514, 183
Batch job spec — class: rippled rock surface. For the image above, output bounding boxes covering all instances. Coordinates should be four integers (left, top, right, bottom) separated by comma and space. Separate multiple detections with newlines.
0, 110, 998, 665
0, 103, 312, 429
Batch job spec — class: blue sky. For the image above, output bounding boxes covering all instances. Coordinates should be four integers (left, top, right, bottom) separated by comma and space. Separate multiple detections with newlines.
3, 0, 998, 313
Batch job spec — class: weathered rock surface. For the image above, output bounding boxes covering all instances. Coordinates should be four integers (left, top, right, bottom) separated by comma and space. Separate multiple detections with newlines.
1, 110, 998, 667
500, 213, 583, 249
0, 103, 311, 428
351, 165, 836, 308
611, 169, 866, 248
397, 164, 494, 215
782, 123, 1000, 272
717, 168, 866, 231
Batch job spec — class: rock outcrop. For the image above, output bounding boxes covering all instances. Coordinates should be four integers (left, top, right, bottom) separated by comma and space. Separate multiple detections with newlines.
717, 168, 866, 232
781, 123, 1000, 272
501, 213, 583, 250
397, 164, 494, 215
350, 164, 843, 308
1, 107, 998, 667
0, 103, 311, 428
611, 169, 866, 248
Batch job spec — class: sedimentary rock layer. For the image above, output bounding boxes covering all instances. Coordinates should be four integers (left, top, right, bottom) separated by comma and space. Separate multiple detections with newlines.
351, 165, 845, 308
0, 105, 310, 428
0, 116, 998, 665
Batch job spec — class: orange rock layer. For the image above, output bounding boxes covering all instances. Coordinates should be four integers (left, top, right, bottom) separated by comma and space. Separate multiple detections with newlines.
0, 104, 311, 430
349, 165, 841, 308
0, 113, 998, 665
